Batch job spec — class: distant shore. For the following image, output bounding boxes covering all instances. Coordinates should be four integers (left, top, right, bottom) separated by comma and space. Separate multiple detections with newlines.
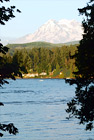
16, 76, 74, 80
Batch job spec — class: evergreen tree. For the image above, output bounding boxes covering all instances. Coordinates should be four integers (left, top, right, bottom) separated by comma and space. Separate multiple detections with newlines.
66, 0, 94, 130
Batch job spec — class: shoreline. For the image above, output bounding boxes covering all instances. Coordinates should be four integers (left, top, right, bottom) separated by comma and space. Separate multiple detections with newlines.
15, 76, 74, 80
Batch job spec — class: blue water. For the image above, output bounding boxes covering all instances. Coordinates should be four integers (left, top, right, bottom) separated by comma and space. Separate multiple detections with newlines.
0, 79, 94, 140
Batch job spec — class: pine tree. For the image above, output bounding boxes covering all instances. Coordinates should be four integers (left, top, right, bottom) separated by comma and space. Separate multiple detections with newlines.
66, 0, 94, 130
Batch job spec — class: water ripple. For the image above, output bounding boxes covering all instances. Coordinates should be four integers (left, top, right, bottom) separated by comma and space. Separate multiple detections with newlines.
3, 99, 70, 106
1, 79, 94, 140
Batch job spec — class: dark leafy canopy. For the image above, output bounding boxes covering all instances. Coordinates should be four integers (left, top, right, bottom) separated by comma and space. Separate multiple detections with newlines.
0, 43, 22, 86
0, 0, 22, 86
0, 0, 21, 25
0, 0, 21, 137
66, 0, 94, 130
0, 123, 18, 137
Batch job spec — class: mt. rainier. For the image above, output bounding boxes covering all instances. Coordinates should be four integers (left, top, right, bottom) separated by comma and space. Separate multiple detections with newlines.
17, 19, 83, 44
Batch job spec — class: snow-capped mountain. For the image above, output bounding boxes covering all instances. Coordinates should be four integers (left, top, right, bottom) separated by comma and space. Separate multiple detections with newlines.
16, 19, 83, 44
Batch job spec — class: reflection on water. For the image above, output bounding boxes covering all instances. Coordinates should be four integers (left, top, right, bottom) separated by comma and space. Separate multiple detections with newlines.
0, 79, 94, 140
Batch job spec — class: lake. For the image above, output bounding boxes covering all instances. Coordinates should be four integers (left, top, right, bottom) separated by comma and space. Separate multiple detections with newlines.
0, 79, 94, 140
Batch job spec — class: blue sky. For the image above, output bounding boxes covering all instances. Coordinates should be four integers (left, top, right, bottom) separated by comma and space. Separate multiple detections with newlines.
0, 0, 89, 41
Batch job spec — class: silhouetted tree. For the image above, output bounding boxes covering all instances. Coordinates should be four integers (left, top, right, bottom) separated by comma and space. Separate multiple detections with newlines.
66, 0, 94, 130
0, 0, 21, 137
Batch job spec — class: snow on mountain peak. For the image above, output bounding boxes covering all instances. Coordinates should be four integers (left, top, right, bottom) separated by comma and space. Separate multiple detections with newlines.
16, 19, 83, 44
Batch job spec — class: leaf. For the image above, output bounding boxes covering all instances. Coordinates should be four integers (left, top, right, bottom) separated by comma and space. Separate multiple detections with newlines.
3, 46, 9, 52
0, 102, 4, 106
0, 133, 3, 137
17, 9, 21, 13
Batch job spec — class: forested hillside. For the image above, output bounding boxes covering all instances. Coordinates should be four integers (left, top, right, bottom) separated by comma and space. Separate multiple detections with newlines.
2, 44, 78, 78
7, 42, 62, 55
7, 41, 79, 55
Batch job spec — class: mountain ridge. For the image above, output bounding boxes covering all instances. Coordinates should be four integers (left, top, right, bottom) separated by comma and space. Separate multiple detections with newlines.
14, 19, 83, 44
7, 40, 79, 50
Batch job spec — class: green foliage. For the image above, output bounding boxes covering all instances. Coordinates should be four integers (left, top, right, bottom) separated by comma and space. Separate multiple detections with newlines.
7, 41, 79, 55
66, 0, 94, 131
12, 49, 31, 74
53, 63, 60, 77
4, 45, 77, 78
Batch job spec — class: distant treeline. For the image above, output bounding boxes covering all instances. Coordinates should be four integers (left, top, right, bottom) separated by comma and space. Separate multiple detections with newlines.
1, 44, 78, 78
